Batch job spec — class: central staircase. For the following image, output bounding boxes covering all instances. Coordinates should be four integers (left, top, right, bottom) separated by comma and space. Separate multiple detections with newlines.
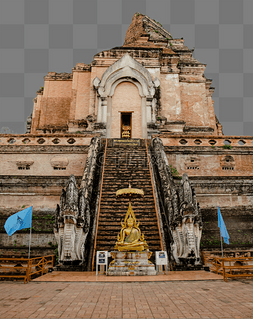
94, 140, 162, 256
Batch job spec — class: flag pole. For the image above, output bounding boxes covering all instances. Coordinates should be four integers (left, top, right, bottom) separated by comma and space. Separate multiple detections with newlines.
28, 217, 32, 259
220, 232, 223, 258
217, 202, 223, 258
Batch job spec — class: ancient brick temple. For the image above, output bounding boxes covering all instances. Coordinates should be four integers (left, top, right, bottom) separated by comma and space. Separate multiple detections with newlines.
0, 13, 252, 268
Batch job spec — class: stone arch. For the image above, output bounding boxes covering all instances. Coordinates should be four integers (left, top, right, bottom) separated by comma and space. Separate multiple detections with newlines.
93, 53, 160, 138
100, 53, 154, 91
110, 77, 144, 97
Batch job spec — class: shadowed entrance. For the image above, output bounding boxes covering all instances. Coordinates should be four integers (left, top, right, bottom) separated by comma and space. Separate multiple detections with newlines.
121, 113, 132, 138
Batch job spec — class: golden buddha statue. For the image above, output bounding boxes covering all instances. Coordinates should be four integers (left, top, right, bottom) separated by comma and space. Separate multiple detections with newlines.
115, 202, 148, 252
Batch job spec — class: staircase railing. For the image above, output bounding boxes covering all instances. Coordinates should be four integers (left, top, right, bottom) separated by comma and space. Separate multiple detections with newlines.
91, 138, 108, 271
145, 140, 166, 252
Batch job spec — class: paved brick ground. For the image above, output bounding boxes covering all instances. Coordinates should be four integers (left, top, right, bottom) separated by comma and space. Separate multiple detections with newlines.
0, 280, 253, 318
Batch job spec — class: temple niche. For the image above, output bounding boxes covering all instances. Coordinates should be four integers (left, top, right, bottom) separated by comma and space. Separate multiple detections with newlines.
1, 12, 253, 271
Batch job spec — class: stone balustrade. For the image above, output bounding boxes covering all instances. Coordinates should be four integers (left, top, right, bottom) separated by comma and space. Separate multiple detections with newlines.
1, 134, 253, 148
157, 136, 253, 147
0, 134, 96, 146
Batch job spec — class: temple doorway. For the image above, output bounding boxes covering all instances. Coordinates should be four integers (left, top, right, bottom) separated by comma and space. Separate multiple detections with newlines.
121, 113, 132, 138
110, 81, 143, 138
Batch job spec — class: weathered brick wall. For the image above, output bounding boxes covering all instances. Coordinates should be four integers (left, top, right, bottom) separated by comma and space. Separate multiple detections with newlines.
180, 82, 211, 127
0, 176, 83, 210
31, 94, 43, 134
0, 176, 82, 257
72, 71, 91, 120
111, 82, 142, 138
160, 73, 181, 121
0, 153, 87, 177
190, 178, 253, 250
38, 80, 73, 128
0, 212, 57, 257
167, 153, 253, 177
201, 206, 253, 250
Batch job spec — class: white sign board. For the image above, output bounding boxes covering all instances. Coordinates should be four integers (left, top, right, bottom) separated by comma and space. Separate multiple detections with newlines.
155, 251, 168, 266
96, 251, 108, 275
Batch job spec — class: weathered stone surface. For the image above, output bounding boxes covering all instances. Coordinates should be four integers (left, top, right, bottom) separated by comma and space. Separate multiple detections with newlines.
95, 143, 163, 255
108, 251, 156, 276
54, 137, 101, 268
151, 137, 202, 268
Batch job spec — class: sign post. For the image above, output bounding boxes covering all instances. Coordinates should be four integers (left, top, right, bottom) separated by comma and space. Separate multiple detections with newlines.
96, 251, 109, 275
155, 251, 168, 274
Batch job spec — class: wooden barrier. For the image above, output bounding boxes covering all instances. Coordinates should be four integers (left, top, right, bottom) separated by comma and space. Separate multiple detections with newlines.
0, 255, 54, 284
202, 252, 253, 281
220, 257, 253, 282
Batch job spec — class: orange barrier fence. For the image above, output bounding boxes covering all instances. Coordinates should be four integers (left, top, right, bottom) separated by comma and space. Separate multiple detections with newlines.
202, 252, 253, 281
219, 257, 253, 282
0, 255, 54, 284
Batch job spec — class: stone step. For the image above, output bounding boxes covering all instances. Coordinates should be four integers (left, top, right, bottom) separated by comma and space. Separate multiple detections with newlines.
97, 227, 159, 233
97, 221, 158, 226
99, 220, 157, 225
95, 145, 161, 253
100, 204, 155, 212
96, 245, 161, 252
98, 211, 156, 216
96, 241, 160, 246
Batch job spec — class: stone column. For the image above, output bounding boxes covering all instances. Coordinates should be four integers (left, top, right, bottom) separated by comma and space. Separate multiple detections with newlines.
146, 99, 152, 123
97, 97, 102, 123
151, 98, 156, 123
106, 97, 112, 138
141, 97, 147, 138
101, 98, 107, 123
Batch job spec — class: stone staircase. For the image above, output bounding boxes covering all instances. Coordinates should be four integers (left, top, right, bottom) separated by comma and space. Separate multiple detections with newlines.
95, 142, 162, 254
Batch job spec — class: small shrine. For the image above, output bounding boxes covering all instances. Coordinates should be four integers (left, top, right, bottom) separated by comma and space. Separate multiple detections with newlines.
108, 185, 156, 276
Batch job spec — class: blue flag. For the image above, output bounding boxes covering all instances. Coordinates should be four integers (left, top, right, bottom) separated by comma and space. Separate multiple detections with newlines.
217, 206, 229, 244
4, 206, 33, 236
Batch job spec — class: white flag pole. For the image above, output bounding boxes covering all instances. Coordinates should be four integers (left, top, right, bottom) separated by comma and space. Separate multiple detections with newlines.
220, 232, 223, 258
28, 211, 32, 259
217, 202, 224, 258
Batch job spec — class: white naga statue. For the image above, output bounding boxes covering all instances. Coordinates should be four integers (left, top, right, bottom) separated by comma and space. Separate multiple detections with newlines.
54, 137, 100, 266
152, 137, 203, 267
54, 175, 90, 264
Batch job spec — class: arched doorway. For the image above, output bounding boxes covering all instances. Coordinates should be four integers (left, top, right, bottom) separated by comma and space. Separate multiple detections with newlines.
110, 82, 142, 139
93, 53, 160, 139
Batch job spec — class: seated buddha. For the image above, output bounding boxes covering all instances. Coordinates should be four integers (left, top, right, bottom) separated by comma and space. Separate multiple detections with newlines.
115, 212, 148, 252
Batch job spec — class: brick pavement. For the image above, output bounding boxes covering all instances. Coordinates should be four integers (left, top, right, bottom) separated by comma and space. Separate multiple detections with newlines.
0, 280, 253, 318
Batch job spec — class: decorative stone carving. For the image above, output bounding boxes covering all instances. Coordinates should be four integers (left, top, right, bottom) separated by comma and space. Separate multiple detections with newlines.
54, 137, 101, 266
151, 137, 203, 267
50, 157, 69, 169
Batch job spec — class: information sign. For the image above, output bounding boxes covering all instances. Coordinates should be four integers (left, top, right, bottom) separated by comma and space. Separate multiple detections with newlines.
113, 138, 141, 147
155, 251, 168, 273
96, 251, 108, 275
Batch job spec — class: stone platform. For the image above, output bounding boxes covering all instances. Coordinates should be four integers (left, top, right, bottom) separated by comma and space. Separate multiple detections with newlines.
107, 251, 156, 276
33, 270, 222, 282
